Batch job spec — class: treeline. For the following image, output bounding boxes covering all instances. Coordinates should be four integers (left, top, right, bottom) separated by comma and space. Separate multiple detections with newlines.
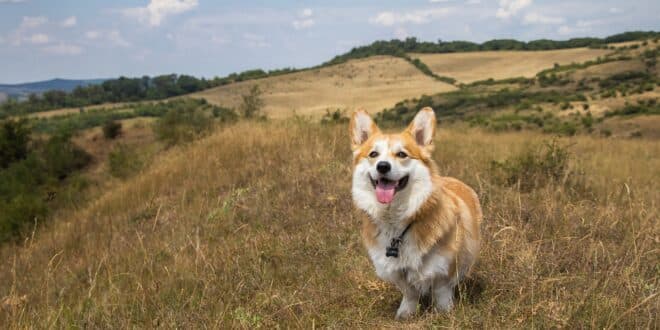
0, 68, 298, 118
325, 31, 660, 65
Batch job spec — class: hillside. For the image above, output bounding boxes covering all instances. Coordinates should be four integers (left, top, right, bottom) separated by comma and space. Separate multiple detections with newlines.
1, 122, 657, 327
409, 48, 609, 83
189, 56, 456, 118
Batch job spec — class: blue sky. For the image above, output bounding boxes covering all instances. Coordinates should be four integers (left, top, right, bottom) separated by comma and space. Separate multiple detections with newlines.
0, 0, 658, 83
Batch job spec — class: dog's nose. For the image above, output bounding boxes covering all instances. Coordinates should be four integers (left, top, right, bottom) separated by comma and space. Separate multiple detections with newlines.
376, 161, 391, 174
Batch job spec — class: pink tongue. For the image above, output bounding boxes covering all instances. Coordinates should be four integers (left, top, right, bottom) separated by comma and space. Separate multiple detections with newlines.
375, 182, 397, 204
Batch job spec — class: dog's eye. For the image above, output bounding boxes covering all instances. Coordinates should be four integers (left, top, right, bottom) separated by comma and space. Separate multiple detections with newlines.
368, 151, 379, 158
396, 151, 408, 158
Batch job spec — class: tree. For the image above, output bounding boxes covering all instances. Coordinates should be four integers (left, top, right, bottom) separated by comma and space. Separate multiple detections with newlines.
239, 85, 264, 119
0, 119, 31, 168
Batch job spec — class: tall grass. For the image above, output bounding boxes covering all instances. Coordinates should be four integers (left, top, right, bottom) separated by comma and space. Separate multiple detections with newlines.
0, 122, 657, 328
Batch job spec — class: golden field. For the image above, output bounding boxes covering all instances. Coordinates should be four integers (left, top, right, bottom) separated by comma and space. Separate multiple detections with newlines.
1, 121, 658, 328
410, 48, 610, 83
189, 56, 456, 118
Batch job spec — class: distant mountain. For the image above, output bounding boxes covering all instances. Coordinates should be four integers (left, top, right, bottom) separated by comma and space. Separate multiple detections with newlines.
0, 78, 107, 101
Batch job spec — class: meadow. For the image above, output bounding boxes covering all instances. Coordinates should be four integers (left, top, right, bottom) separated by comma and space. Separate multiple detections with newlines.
0, 120, 657, 328
0, 34, 658, 328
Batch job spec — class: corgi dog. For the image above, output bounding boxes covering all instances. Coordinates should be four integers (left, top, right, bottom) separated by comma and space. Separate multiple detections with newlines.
349, 107, 482, 319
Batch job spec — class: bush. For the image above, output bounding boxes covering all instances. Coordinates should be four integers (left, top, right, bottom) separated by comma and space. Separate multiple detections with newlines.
490, 140, 573, 192
108, 144, 142, 179
320, 109, 349, 125
102, 120, 122, 139
211, 106, 239, 123
40, 131, 92, 180
239, 85, 265, 119
0, 119, 31, 168
154, 105, 213, 146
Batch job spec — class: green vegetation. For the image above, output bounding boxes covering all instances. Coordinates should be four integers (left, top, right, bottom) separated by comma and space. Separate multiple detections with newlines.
102, 120, 122, 139
320, 109, 349, 125
108, 144, 143, 179
376, 88, 587, 128
30, 98, 221, 134
490, 139, 574, 192
153, 103, 214, 146
0, 123, 91, 242
239, 85, 265, 119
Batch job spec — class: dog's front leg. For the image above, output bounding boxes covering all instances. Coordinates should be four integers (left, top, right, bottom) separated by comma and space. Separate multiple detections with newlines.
432, 276, 455, 312
392, 272, 420, 320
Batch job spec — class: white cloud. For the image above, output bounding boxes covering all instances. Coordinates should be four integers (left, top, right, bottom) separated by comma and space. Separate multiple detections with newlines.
26, 33, 49, 44
293, 8, 315, 30
85, 30, 100, 39
243, 33, 270, 48
370, 8, 451, 26
609, 7, 621, 14
522, 12, 564, 25
20, 16, 48, 29
61, 16, 77, 27
429, 0, 452, 3
85, 30, 130, 47
43, 42, 83, 55
466, 0, 481, 4
300, 8, 313, 17
293, 18, 315, 30
496, 0, 532, 20
123, 0, 198, 27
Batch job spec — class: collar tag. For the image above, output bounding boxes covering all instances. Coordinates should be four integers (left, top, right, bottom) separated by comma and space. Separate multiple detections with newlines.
386, 237, 402, 258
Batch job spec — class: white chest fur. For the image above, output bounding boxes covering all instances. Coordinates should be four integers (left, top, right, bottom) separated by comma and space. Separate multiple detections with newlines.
366, 223, 453, 293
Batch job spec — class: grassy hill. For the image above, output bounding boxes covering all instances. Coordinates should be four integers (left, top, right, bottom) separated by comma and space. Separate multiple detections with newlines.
188, 56, 456, 118
0, 121, 657, 327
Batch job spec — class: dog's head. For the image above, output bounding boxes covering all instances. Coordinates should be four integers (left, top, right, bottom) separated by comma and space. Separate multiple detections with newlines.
350, 108, 437, 219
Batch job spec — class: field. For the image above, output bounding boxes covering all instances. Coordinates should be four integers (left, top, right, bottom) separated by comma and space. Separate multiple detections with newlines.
189, 56, 456, 118
1, 120, 658, 328
410, 48, 610, 83
1, 36, 659, 328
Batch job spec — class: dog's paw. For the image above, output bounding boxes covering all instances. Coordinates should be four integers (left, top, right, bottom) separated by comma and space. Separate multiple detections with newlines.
395, 301, 417, 320
433, 285, 454, 312
433, 300, 454, 313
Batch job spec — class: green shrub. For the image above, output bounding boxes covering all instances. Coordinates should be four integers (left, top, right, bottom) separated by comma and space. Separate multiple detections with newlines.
239, 85, 265, 119
0, 119, 31, 168
490, 140, 573, 192
108, 144, 142, 179
320, 109, 349, 125
154, 105, 213, 145
40, 131, 92, 179
211, 106, 238, 123
102, 120, 122, 139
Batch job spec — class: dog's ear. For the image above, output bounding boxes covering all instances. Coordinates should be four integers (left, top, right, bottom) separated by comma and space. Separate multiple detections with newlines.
406, 107, 436, 148
350, 110, 379, 150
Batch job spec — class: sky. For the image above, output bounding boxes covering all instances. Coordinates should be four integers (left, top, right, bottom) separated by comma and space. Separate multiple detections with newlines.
0, 0, 658, 84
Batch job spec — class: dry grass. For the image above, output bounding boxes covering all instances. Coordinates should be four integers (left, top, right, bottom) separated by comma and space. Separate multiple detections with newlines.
189, 56, 456, 118
410, 48, 610, 83
0, 120, 657, 328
